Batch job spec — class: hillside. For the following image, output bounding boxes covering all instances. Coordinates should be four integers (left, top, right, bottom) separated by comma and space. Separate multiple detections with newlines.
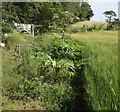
70, 21, 107, 28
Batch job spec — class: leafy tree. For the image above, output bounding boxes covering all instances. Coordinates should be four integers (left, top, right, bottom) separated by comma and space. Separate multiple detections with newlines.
103, 10, 117, 30
103, 10, 117, 23
78, 2, 94, 21
61, 2, 94, 21
61, 2, 80, 17
2, 3, 19, 34
111, 18, 119, 30
2, 2, 94, 34
32, 2, 64, 32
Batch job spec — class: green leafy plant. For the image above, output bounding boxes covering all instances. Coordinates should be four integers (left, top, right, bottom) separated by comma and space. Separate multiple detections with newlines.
6, 33, 87, 110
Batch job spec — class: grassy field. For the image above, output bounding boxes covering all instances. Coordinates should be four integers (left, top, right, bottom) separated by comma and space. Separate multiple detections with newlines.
70, 30, 118, 110
70, 21, 107, 28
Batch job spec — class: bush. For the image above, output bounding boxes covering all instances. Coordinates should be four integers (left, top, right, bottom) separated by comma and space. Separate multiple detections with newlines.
2, 22, 14, 34
80, 25, 88, 32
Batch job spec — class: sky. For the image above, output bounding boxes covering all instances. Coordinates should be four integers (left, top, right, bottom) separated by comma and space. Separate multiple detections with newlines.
89, 0, 119, 22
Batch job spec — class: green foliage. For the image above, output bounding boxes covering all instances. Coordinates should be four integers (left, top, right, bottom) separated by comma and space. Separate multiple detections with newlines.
79, 2, 94, 21
103, 10, 117, 22
61, 2, 94, 21
107, 18, 119, 30
49, 37, 83, 60
2, 22, 14, 34
112, 18, 119, 30
2, 2, 94, 34
4, 33, 86, 110
103, 10, 117, 30
2, 3, 20, 34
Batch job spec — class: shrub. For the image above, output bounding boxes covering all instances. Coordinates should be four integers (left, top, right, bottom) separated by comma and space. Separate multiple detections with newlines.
2, 22, 14, 34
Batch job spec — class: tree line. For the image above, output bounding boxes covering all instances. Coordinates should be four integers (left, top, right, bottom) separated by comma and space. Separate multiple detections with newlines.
2, 2, 94, 34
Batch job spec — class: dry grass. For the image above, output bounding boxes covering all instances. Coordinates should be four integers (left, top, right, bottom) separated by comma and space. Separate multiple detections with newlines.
2, 96, 45, 110
70, 21, 107, 28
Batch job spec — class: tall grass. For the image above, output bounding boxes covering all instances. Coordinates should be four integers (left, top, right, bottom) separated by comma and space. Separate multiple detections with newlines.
2, 32, 53, 110
71, 30, 118, 110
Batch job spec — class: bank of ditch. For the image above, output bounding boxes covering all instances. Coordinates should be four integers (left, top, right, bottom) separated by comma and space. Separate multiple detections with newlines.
2, 32, 91, 110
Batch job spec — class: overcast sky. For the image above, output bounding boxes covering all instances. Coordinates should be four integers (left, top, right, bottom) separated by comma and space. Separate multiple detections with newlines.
89, 0, 119, 21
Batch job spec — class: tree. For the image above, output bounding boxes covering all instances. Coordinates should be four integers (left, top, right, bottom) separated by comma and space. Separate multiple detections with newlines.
61, 2, 94, 21
103, 10, 117, 30
111, 18, 119, 30
2, 2, 94, 34
103, 10, 117, 23
78, 2, 94, 21
2, 3, 19, 34
61, 2, 81, 17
